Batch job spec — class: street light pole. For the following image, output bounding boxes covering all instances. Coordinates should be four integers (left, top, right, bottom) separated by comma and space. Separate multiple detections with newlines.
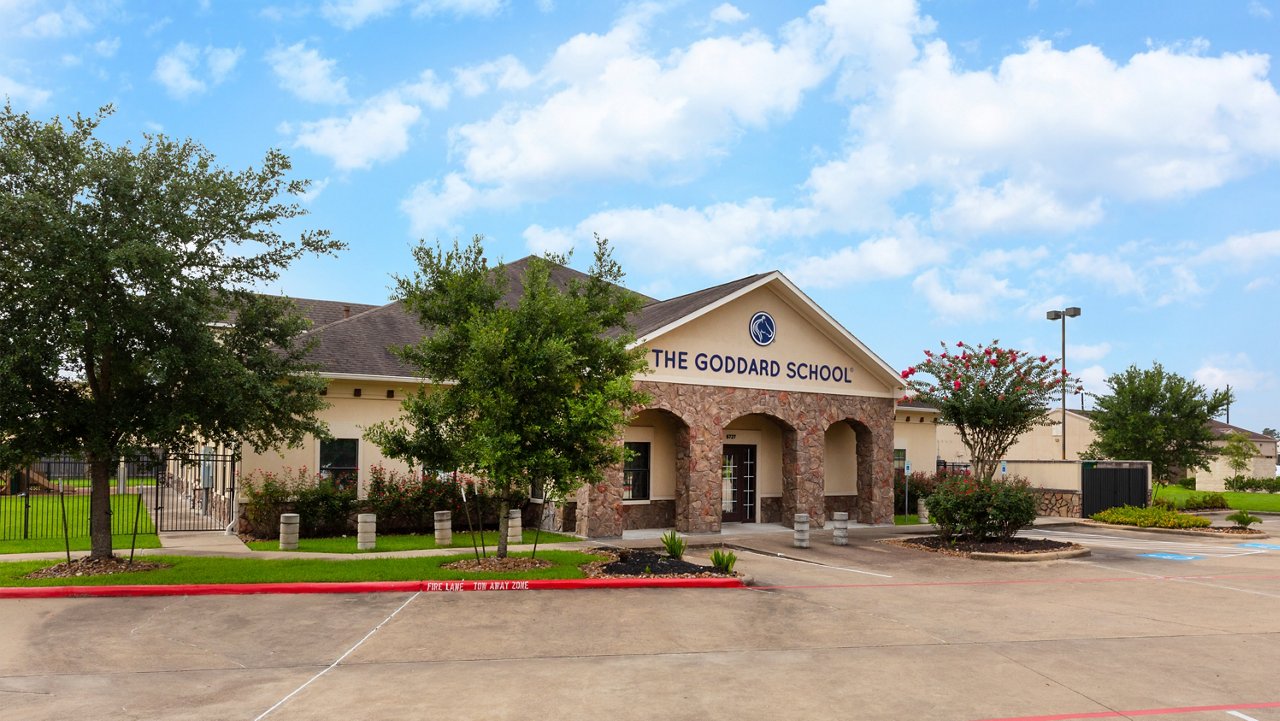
1046, 306, 1082, 460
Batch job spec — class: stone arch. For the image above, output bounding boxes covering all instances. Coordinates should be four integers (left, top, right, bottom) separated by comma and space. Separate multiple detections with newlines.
722, 412, 799, 527
843, 417, 885, 525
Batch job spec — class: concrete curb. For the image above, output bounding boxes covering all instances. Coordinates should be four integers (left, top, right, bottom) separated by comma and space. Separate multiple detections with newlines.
1075, 519, 1270, 539
0, 576, 744, 599
970, 547, 1092, 562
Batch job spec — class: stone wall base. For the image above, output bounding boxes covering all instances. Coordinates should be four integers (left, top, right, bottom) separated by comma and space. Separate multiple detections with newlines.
1034, 488, 1082, 518
623, 501, 676, 530
759, 497, 783, 524
824, 495, 858, 519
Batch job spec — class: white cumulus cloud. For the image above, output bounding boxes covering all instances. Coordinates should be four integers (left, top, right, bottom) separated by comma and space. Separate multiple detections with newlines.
154, 43, 242, 99
290, 94, 422, 170
322, 0, 402, 29
0, 73, 52, 108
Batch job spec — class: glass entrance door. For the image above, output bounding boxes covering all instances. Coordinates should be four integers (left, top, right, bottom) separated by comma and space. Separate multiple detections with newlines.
721, 444, 756, 523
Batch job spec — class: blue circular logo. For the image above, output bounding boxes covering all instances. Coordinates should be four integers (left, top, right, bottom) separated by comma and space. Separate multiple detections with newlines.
749, 311, 776, 346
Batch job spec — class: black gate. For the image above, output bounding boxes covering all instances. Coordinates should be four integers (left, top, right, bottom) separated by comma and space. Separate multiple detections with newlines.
1081, 462, 1149, 517
1, 450, 238, 541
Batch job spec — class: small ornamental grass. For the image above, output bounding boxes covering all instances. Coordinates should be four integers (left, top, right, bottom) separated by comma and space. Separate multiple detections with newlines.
709, 549, 737, 574
1227, 510, 1262, 529
924, 474, 1038, 542
1091, 505, 1211, 529
660, 530, 686, 560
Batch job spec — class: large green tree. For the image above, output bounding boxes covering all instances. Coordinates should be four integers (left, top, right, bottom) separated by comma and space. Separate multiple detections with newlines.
903, 340, 1072, 481
0, 105, 342, 558
366, 235, 648, 558
1085, 363, 1230, 482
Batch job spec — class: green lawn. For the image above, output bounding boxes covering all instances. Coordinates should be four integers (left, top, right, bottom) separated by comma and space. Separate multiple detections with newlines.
0, 534, 162, 555
245, 528, 578, 553
1, 493, 156, 540
894, 514, 922, 525
36, 478, 154, 489
1156, 485, 1280, 513
0, 550, 606, 587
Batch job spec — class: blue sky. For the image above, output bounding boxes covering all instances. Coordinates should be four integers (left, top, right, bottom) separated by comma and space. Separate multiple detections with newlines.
3, 0, 1279, 434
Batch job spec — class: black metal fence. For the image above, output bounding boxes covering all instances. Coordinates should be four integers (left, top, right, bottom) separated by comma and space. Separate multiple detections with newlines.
1, 451, 239, 541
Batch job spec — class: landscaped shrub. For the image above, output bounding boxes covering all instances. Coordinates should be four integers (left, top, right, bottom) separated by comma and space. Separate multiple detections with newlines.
240, 468, 304, 539
710, 548, 737, 574
924, 474, 1037, 541
1182, 492, 1229, 510
1224, 476, 1280, 493
239, 466, 355, 538
364, 465, 491, 533
1091, 505, 1212, 529
1227, 510, 1261, 529
892, 471, 944, 513
292, 481, 357, 537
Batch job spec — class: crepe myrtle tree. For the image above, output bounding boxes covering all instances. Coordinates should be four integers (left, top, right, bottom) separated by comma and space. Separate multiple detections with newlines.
366, 235, 649, 558
902, 341, 1076, 482
0, 105, 342, 559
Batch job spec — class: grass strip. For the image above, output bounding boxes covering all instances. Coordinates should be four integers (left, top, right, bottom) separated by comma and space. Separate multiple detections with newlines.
0, 534, 162, 555
894, 514, 922, 525
1156, 485, 1280, 513
0, 550, 607, 587
1, 493, 157, 540
244, 528, 579, 553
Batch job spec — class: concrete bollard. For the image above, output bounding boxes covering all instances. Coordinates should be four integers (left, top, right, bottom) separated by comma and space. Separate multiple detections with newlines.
832, 511, 849, 546
434, 510, 452, 546
357, 513, 376, 551
793, 513, 810, 549
507, 508, 522, 545
917, 498, 929, 523
279, 513, 300, 551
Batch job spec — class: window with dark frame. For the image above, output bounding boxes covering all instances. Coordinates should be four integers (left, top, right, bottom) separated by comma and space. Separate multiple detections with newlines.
320, 438, 359, 491
623, 441, 651, 501
893, 448, 907, 482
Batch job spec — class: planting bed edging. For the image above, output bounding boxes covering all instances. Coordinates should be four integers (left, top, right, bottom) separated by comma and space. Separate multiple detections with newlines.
970, 547, 1091, 562
0, 576, 744, 599
1076, 519, 1269, 539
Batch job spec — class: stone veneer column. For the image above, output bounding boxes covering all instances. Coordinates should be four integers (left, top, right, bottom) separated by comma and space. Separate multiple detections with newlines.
575, 444, 625, 538
678, 423, 724, 533
783, 423, 826, 528
854, 416, 895, 525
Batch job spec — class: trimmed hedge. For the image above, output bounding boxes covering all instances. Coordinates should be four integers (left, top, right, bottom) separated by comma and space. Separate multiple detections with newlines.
1224, 476, 1280, 493
1091, 505, 1212, 529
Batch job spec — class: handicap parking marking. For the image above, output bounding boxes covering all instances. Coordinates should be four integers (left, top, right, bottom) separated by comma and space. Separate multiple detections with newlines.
1022, 528, 1266, 560
1139, 552, 1202, 561
1238, 542, 1280, 550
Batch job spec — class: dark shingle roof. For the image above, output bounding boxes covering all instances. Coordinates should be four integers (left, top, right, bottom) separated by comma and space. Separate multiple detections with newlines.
1208, 419, 1274, 443
630, 272, 770, 338
300, 256, 664, 377
286, 297, 380, 330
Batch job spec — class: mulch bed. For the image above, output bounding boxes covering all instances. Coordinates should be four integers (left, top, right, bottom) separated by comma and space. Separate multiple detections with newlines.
887, 535, 1081, 558
441, 557, 553, 572
25, 556, 170, 580
582, 548, 733, 578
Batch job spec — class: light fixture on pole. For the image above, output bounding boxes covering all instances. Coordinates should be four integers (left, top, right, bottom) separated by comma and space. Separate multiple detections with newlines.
1046, 306, 1082, 460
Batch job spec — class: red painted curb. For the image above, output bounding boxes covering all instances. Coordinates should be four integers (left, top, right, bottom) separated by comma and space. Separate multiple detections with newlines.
0, 576, 743, 599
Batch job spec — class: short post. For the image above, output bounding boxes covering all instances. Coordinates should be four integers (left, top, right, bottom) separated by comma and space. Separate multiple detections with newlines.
832, 511, 848, 546
917, 497, 929, 523
357, 513, 376, 551
507, 508, 522, 545
793, 513, 810, 549
434, 510, 453, 546
279, 513, 300, 551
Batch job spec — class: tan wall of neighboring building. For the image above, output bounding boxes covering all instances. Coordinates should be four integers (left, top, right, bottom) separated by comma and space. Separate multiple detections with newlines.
240, 379, 417, 496
935, 410, 1099, 466
1194, 438, 1278, 492
640, 285, 896, 398
1003, 460, 1083, 492
894, 410, 939, 476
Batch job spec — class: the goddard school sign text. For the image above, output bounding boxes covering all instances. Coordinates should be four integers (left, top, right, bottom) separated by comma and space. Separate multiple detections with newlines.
648, 348, 853, 384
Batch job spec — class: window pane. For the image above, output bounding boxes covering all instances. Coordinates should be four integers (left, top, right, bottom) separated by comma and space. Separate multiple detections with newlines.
320, 438, 359, 491
623, 441, 650, 501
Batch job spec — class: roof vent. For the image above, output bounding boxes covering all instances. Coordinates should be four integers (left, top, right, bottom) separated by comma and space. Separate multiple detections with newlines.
343, 305, 351, 319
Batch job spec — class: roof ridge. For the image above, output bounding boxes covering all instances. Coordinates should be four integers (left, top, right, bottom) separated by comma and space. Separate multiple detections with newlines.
647, 270, 774, 306
301, 299, 405, 337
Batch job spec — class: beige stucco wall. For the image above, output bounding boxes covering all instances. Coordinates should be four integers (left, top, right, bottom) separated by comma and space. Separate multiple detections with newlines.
239, 379, 417, 496
640, 285, 897, 398
1193, 438, 1278, 491
824, 422, 858, 495
1003, 460, 1082, 492
894, 410, 939, 475
936, 410, 1099, 466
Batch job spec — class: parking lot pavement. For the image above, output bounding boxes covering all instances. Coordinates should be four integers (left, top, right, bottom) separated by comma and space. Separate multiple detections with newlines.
2, 527, 1278, 721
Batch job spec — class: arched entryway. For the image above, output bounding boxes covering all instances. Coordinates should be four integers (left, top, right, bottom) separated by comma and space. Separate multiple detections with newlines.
721, 413, 796, 525
834, 417, 880, 524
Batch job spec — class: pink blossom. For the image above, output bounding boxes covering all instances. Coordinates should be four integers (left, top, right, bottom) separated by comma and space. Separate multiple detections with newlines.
953, 380, 962, 390
956, 341, 964, 347
989, 359, 998, 367
901, 368, 913, 379
1039, 355, 1048, 362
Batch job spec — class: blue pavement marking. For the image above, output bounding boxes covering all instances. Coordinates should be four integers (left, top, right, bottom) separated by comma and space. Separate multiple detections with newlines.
1139, 553, 1202, 561
1237, 543, 1280, 550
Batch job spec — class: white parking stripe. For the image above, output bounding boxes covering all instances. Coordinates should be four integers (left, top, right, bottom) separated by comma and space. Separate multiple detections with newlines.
1228, 709, 1263, 721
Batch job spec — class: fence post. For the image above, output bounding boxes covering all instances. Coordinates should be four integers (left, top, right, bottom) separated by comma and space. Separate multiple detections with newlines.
22, 492, 29, 541
279, 513, 300, 551
507, 508, 522, 545
357, 513, 376, 551
832, 511, 848, 546
793, 513, 810, 549
434, 511, 452, 547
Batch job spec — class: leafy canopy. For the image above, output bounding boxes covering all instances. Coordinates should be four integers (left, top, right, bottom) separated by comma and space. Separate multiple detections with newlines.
1218, 431, 1255, 476
0, 104, 341, 556
903, 340, 1072, 481
366, 235, 649, 556
1084, 363, 1230, 482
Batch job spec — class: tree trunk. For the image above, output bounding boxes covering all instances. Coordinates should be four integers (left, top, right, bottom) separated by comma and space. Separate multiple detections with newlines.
496, 498, 509, 558
88, 455, 115, 559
